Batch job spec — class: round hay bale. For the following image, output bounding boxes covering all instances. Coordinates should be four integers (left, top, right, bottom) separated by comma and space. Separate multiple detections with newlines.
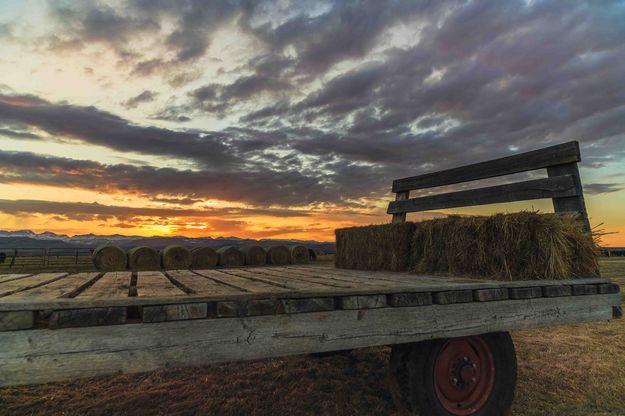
161, 245, 191, 269
289, 245, 309, 264
240, 245, 267, 266
128, 246, 159, 270
266, 245, 290, 265
191, 246, 218, 269
217, 246, 245, 267
93, 245, 126, 271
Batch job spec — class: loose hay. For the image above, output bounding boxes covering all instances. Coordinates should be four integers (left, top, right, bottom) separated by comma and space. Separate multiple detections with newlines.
92, 245, 126, 271
240, 246, 267, 266
217, 246, 245, 267
161, 245, 192, 269
191, 247, 218, 269
335, 222, 416, 272
289, 245, 309, 264
335, 212, 599, 280
127, 246, 159, 270
267, 245, 290, 265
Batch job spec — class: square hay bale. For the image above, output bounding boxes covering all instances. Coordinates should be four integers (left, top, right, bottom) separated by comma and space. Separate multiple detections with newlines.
335, 222, 416, 272
411, 212, 600, 281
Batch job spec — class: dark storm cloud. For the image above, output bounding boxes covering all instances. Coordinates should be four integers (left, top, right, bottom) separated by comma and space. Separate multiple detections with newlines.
122, 90, 159, 109
10, 0, 625, 209
0, 198, 308, 222
584, 183, 625, 195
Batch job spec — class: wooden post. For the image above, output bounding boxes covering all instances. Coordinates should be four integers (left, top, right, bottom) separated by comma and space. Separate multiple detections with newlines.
547, 162, 591, 233
391, 191, 409, 223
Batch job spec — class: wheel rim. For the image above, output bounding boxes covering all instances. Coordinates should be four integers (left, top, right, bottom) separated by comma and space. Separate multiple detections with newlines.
433, 336, 495, 415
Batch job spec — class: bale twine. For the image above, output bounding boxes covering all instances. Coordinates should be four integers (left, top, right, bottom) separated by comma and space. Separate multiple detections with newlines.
240, 245, 267, 266
266, 245, 290, 265
217, 246, 245, 267
127, 246, 159, 270
93, 245, 127, 271
161, 245, 191, 269
191, 247, 218, 269
289, 245, 309, 264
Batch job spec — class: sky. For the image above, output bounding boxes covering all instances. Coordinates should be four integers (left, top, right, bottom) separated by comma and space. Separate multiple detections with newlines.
0, 0, 624, 245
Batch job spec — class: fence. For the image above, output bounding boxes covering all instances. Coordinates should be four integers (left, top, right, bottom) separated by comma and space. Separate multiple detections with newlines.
0, 248, 94, 272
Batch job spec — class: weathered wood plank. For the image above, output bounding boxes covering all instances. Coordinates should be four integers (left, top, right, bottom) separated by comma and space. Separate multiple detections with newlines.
1, 292, 618, 387
388, 292, 432, 307
4, 272, 100, 299
543, 285, 573, 297
508, 287, 543, 300
392, 141, 580, 192
283, 297, 334, 314
474, 288, 509, 302
48, 307, 127, 329
142, 303, 207, 323
194, 269, 292, 293
572, 284, 597, 296
0, 311, 34, 331
597, 283, 620, 295
433, 290, 474, 305
78, 272, 132, 299
0, 274, 33, 284
136, 271, 186, 297
222, 269, 339, 292
547, 162, 590, 232
166, 270, 242, 295
0, 273, 68, 297
339, 295, 387, 310
388, 175, 578, 214
248, 268, 354, 288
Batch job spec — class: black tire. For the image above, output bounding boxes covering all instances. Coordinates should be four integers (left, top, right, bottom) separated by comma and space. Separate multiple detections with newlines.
390, 332, 517, 416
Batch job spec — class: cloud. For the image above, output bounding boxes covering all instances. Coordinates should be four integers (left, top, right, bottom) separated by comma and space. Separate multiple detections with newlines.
584, 183, 624, 195
122, 90, 159, 109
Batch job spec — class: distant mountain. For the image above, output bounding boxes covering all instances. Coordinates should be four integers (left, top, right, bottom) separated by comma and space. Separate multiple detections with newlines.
0, 230, 336, 253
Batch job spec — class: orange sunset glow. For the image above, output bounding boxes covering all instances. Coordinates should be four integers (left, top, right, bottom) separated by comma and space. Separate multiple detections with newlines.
1, 1, 624, 245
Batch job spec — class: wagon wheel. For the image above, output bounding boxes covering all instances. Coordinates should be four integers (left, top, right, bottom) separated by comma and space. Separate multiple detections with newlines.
390, 332, 517, 416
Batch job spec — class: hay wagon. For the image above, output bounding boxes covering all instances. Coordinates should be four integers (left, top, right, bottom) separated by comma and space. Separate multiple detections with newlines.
0, 141, 621, 416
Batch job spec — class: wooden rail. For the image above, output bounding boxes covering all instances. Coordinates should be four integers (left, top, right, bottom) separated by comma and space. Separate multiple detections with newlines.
387, 141, 591, 231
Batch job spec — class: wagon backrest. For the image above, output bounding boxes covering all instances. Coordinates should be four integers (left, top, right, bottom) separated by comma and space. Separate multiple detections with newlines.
387, 141, 590, 232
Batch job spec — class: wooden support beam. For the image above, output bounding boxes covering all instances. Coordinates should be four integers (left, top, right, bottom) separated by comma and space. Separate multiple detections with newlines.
388, 175, 578, 214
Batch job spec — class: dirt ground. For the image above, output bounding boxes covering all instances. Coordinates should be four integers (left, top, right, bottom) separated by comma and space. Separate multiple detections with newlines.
1, 258, 624, 416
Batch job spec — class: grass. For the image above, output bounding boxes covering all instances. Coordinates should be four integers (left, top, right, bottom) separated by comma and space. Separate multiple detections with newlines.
1, 258, 623, 416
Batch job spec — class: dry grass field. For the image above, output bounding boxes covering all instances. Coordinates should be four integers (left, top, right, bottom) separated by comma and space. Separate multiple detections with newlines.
1, 258, 623, 416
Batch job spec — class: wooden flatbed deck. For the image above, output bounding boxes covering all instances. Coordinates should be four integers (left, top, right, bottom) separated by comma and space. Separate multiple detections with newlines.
0, 264, 621, 386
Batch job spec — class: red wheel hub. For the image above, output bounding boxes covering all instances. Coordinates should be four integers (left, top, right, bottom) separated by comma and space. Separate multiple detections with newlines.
433, 336, 495, 415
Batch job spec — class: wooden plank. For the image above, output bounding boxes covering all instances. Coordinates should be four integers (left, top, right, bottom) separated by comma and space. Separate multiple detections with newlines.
244, 268, 354, 289
388, 292, 432, 307
1, 292, 618, 387
433, 290, 474, 305
0, 273, 68, 297
216, 301, 240, 317
3, 272, 101, 300
388, 175, 579, 214
572, 284, 597, 296
136, 271, 186, 297
222, 269, 339, 292
264, 266, 385, 287
339, 295, 387, 310
392, 190, 410, 223
48, 307, 127, 329
77, 272, 132, 298
0, 274, 33, 284
508, 287, 543, 300
245, 299, 283, 316
547, 162, 590, 232
0, 311, 34, 331
194, 269, 292, 294
392, 141, 580, 192
597, 283, 620, 294
283, 297, 334, 314
474, 288, 509, 302
166, 270, 243, 295
543, 285, 573, 297
142, 303, 207, 323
